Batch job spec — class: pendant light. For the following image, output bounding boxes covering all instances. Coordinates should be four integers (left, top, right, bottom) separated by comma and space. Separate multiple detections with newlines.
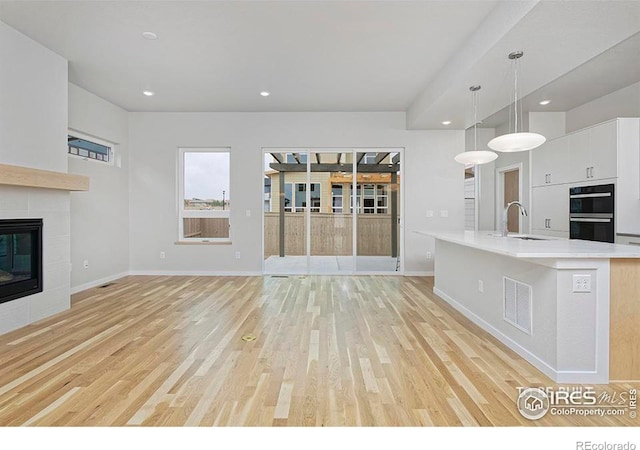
488, 51, 546, 152
454, 85, 498, 165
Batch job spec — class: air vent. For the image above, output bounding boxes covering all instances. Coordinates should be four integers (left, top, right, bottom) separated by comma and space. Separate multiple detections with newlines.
99, 283, 116, 289
503, 277, 532, 334
270, 275, 289, 278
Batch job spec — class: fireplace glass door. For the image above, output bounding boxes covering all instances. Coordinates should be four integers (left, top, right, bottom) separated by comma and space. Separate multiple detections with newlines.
0, 219, 43, 304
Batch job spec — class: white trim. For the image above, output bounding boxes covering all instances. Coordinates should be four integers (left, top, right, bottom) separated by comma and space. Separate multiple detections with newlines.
67, 128, 116, 166
434, 286, 558, 381
433, 286, 607, 384
177, 147, 231, 243
404, 271, 434, 276
129, 270, 263, 277
70, 272, 129, 295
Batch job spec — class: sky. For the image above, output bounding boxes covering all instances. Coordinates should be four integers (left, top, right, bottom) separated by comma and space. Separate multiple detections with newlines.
184, 152, 230, 200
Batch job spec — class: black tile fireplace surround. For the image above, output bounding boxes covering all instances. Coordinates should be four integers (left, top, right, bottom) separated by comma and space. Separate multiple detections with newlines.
0, 219, 43, 304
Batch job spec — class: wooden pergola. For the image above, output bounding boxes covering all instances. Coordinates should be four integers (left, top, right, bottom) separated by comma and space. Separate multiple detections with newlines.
269, 152, 400, 259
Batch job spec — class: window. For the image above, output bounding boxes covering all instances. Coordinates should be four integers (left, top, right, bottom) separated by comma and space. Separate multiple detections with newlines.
363, 153, 377, 164
350, 183, 389, 214
332, 184, 343, 213
68, 133, 113, 164
284, 182, 320, 212
286, 153, 307, 164
178, 148, 231, 242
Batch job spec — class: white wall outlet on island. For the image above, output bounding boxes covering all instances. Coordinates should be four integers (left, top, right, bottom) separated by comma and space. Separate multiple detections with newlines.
478, 280, 484, 293
573, 274, 592, 293
246, 209, 251, 217
235, 251, 241, 259
426, 251, 432, 259
160, 251, 166, 259
426, 210, 434, 218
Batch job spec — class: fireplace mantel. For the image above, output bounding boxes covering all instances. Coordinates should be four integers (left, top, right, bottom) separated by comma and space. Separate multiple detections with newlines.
0, 163, 89, 191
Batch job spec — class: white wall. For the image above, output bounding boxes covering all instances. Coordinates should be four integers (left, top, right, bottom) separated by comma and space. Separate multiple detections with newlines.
529, 111, 566, 140
129, 112, 465, 275
566, 81, 640, 133
465, 127, 496, 231
68, 83, 129, 292
0, 21, 70, 335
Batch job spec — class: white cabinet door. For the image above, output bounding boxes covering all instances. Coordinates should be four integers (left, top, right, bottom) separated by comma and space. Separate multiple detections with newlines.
532, 136, 569, 186
568, 120, 618, 183
531, 140, 552, 187
589, 120, 617, 181
532, 186, 551, 231
568, 128, 591, 183
532, 185, 569, 232
549, 136, 569, 185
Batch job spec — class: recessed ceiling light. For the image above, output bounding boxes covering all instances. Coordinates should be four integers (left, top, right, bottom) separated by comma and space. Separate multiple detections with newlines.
441, 120, 452, 125
539, 100, 551, 106
260, 91, 271, 97
143, 90, 155, 97
142, 31, 158, 40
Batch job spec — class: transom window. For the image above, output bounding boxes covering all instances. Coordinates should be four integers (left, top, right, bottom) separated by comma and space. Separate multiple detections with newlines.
68, 133, 113, 163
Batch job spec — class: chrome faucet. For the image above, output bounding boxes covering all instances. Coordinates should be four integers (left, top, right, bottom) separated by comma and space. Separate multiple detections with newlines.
502, 201, 528, 237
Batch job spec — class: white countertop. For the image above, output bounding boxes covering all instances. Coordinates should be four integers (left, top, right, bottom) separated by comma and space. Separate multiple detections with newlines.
415, 230, 640, 259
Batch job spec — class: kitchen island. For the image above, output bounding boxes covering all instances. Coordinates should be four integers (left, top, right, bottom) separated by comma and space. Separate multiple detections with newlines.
417, 230, 640, 384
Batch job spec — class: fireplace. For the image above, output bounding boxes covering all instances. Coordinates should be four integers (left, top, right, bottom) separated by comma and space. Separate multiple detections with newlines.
0, 219, 43, 304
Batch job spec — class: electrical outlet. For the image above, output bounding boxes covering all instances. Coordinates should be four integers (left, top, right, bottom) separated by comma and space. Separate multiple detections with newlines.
426, 251, 432, 259
426, 210, 434, 218
440, 210, 449, 218
478, 280, 484, 293
246, 209, 251, 217
573, 274, 592, 293
235, 251, 241, 259
160, 251, 166, 259
83, 260, 89, 269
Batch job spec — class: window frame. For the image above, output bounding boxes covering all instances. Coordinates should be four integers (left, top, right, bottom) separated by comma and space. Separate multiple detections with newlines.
177, 147, 231, 243
67, 129, 115, 166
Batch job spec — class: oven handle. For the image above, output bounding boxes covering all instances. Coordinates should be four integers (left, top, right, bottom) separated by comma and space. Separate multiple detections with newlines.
570, 218, 612, 223
569, 193, 612, 199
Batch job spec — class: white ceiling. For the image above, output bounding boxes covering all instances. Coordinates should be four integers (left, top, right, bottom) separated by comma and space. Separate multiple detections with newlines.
0, 0, 497, 112
1, 0, 639, 128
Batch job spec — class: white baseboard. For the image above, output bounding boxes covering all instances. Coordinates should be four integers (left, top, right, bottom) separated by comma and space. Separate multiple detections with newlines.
404, 271, 434, 276
70, 272, 129, 294
129, 270, 263, 277
433, 286, 608, 384
433, 286, 560, 382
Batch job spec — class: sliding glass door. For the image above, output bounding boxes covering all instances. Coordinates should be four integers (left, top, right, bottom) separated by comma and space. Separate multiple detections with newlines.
355, 150, 401, 273
263, 149, 401, 275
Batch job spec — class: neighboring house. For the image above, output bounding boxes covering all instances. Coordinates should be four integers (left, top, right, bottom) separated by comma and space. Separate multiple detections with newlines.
264, 152, 399, 215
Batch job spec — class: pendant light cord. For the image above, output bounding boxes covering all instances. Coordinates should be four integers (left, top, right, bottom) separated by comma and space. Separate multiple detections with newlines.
473, 88, 478, 150
513, 57, 518, 134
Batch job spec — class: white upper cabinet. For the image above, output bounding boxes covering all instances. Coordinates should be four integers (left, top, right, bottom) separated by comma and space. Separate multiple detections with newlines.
588, 120, 618, 181
532, 136, 569, 187
567, 126, 592, 182
568, 120, 617, 183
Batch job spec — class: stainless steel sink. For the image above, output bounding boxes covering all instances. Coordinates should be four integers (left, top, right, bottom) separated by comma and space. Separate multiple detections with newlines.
489, 233, 548, 241
513, 236, 547, 241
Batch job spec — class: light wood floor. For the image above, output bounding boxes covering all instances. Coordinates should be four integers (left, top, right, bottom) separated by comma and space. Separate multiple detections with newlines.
0, 275, 636, 426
